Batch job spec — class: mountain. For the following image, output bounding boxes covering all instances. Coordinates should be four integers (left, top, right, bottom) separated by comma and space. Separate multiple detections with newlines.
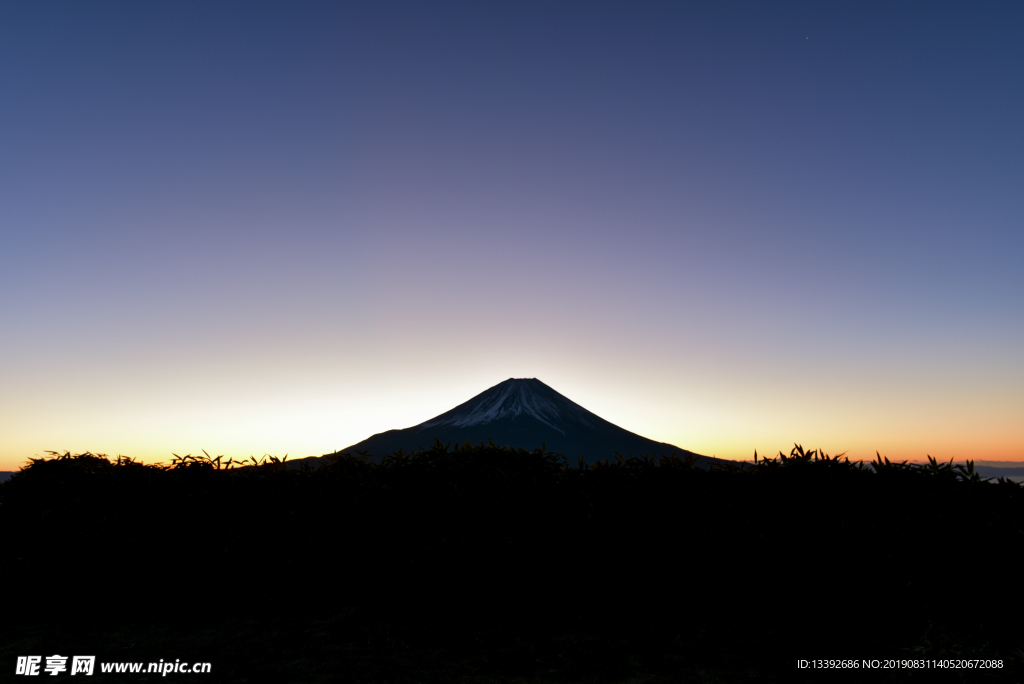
328, 378, 724, 467
974, 466, 1024, 479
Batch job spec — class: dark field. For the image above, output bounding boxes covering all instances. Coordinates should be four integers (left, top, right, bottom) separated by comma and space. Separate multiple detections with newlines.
2, 445, 1022, 683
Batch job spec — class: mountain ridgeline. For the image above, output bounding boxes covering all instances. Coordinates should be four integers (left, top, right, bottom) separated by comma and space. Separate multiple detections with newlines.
328, 378, 719, 466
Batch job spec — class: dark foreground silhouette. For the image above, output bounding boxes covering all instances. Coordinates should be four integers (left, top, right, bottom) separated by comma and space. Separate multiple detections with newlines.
2, 444, 1021, 682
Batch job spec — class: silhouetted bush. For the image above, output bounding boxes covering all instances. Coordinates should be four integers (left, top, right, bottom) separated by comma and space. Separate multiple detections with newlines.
2, 443, 1021, 677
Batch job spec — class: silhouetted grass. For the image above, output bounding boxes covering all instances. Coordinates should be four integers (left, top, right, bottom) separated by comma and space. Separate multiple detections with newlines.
2, 443, 1021, 682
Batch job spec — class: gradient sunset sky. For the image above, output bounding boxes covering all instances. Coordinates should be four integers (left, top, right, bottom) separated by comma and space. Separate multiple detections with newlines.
2, 1, 1021, 470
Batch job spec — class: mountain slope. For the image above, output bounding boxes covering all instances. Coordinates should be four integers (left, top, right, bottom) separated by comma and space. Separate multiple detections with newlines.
330, 378, 722, 467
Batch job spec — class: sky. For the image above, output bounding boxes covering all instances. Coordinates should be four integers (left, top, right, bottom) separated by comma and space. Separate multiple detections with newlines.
1, 1, 1022, 470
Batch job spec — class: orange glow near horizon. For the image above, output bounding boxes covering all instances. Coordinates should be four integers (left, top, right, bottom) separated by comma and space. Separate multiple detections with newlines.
2, 362, 1020, 470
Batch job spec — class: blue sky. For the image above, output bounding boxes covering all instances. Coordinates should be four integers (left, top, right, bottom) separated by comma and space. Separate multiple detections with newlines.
2, 1, 1021, 467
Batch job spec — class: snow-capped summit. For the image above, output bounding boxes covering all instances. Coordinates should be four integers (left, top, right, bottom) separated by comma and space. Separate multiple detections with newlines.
331, 378, 717, 466
421, 378, 595, 433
